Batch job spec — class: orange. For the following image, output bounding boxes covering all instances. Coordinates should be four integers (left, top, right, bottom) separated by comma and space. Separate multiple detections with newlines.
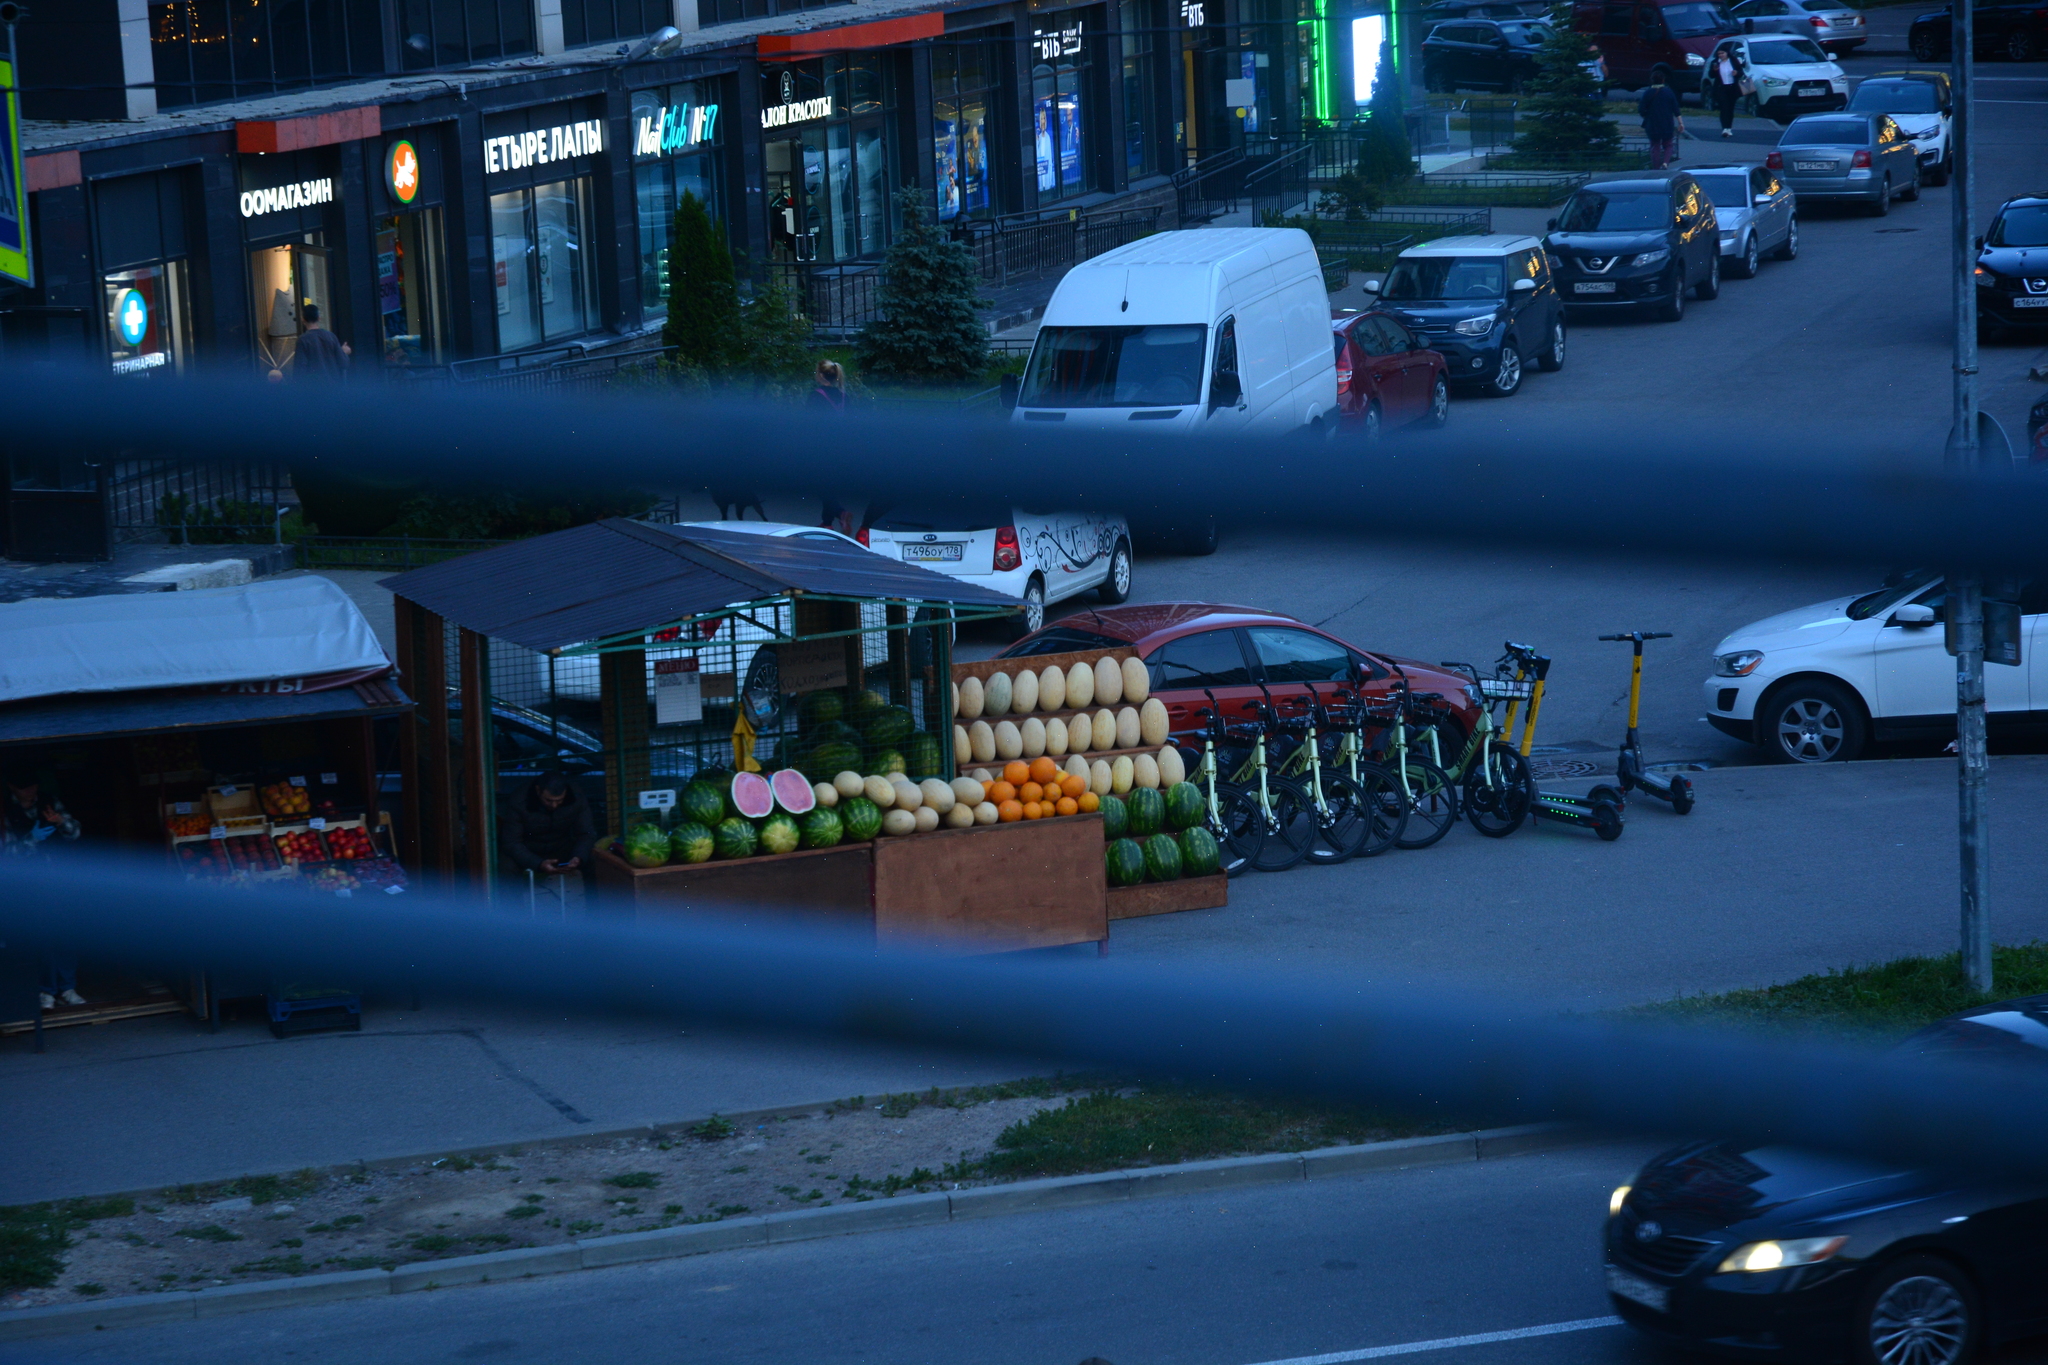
1019, 781, 1044, 804
1022, 801, 1043, 819
1055, 796, 1079, 817
997, 799, 1024, 823
1003, 760, 1031, 786
1028, 756, 1059, 785
1059, 773, 1086, 799
989, 781, 1018, 804
1078, 791, 1100, 813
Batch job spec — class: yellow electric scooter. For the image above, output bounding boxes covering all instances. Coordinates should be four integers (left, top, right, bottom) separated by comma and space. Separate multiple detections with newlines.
1503, 642, 1626, 841
1598, 632, 1695, 815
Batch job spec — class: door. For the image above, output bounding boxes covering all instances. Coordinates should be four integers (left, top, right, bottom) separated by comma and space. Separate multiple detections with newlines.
764, 137, 823, 262
1205, 315, 1251, 434
1749, 165, 1790, 246
1366, 315, 1422, 418
1144, 628, 1261, 736
1876, 116, 1917, 191
1636, 3, 1671, 72
1871, 580, 2031, 722
1348, 314, 1396, 417
1675, 182, 1712, 282
1503, 247, 1545, 355
248, 238, 333, 375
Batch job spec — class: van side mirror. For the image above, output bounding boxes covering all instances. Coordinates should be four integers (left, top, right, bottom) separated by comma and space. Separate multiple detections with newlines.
999, 374, 1019, 411
1209, 371, 1243, 410
1892, 603, 1936, 626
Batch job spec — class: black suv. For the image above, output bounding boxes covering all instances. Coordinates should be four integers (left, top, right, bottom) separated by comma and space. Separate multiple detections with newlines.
1422, 17, 1551, 92
1910, 0, 2048, 60
1544, 174, 1721, 322
1365, 234, 1566, 398
1976, 194, 2048, 340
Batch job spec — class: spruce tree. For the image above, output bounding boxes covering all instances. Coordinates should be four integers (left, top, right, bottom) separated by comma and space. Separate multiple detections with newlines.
1509, 5, 1621, 164
663, 192, 742, 373
856, 190, 990, 385
738, 271, 815, 393
1354, 43, 1414, 187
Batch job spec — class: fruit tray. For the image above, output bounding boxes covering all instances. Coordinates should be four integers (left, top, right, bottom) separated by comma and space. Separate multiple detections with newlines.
206, 783, 259, 819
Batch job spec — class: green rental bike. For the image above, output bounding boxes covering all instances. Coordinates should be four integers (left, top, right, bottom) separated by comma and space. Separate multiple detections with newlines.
1349, 672, 1460, 850
1270, 685, 1405, 863
1188, 691, 1265, 877
1428, 654, 1537, 838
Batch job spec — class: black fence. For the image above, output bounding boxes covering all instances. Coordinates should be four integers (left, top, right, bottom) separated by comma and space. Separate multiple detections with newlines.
294, 536, 510, 571
108, 459, 297, 546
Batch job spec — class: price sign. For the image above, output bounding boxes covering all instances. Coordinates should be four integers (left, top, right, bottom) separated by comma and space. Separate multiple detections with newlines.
320, 772, 339, 785
218, 784, 238, 796
209, 824, 227, 840
774, 639, 849, 695
639, 788, 677, 811
289, 775, 307, 787
173, 802, 194, 815
385, 884, 405, 895
310, 817, 327, 831
654, 657, 703, 725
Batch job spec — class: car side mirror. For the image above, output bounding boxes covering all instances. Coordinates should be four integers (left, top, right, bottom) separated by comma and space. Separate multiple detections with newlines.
1546, 216, 1559, 231
1209, 371, 1243, 410
1754, 192, 1771, 204
999, 373, 1019, 410
1512, 277, 1536, 292
1892, 603, 1936, 626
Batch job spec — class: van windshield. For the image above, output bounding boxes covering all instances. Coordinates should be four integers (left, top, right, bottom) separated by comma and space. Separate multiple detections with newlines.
1019, 325, 1209, 408
1662, 1, 1735, 35
1380, 256, 1505, 301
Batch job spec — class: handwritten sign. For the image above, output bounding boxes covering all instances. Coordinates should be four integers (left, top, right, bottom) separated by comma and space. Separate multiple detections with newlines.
775, 639, 848, 695
654, 657, 703, 725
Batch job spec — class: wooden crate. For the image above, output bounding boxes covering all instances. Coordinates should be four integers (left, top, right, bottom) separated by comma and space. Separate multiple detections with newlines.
871, 813, 1107, 953
594, 843, 876, 929
1107, 874, 1229, 921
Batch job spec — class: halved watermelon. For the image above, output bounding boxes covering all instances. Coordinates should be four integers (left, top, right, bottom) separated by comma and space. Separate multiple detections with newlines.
730, 771, 775, 820
770, 768, 816, 815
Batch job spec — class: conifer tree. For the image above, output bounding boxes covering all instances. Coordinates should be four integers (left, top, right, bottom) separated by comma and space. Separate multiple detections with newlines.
1354, 42, 1414, 187
663, 192, 742, 373
856, 190, 990, 385
1509, 5, 1621, 163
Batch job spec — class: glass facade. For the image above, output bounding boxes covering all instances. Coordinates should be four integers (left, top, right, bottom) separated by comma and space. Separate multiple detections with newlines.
149, 0, 385, 108
563, 0, 673, 46
397, 0, 536, 71
1032, 15, 1093, 199
491, 179, 599, 352
760, 56, 895, 264
932, 33, 1006, 221
103, 262, 191, 378
376, 210, 448, 366
1120, 0, 1169, 178
632, 81, 726, 312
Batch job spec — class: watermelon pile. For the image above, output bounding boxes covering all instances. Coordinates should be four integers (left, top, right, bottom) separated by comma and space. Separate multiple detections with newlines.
759, 812, 802, 855
1125, 787, 1165, 839
839, 796, 882, 842
1106, 837, 1146, 887
1142, 832, 1183, 882
800, 808, 843, 849
713, 817, 758, 860
624, 822, 671, 869
678, 781, 726, 829
1099, 794, 1128, 841
1177, 826, 1221, 877
669, 823, 715, 864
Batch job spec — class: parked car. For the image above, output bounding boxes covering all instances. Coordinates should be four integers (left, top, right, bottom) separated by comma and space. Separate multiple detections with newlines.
1608, 992, 2048, 1365
1846, 74, 1952, 185
1572, 0, 1739, 93
1364, 234, 1565, 397
1708, 34, 1847, 123
995, 602, 1482, 749
1688, 163, 1798, 278
1702, 571, 2048, 763
1330, 309, 1452, 438
861, 504, 1132, 637
1766, 113, 1922, 216
1414, 0, 1549, 22
1421, 17, 1551, 92
1974, 193, 2048, 341
1910, 0, 2048, 61
1544, 174, 1721, 322
1726, 0, 1867, 52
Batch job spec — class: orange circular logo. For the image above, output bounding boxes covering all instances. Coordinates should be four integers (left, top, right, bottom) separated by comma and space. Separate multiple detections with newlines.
387, 140, 420, 205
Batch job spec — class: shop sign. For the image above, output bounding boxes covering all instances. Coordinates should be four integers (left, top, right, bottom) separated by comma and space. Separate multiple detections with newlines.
1033, 18, 1085, 59
114, 288, 149, 347
1179, 0, 1207, 25
635, 103, 720, 158
654, 656, 703, 725
760, 94, 833, 129
387, 140, 420, 204
239, 176, 334, 219
483, 118, 604, 175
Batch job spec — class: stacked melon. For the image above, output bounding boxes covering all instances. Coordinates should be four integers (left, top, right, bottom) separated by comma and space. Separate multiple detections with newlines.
1102, 779, 1220, 886
954, 654, 1183, 799
659, 767, 842, 863
811, 767, 978, 838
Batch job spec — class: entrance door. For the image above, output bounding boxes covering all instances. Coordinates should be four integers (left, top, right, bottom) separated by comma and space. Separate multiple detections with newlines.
764, 136, 824, 262
248, 237, 332, 376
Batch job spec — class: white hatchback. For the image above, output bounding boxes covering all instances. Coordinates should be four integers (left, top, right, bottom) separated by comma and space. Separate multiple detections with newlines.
1712, 35, 1847, 125
861, 504, 1134, 636
1703, 573, 2048, 762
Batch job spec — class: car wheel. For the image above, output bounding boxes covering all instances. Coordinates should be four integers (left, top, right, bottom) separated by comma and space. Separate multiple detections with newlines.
1658, 272, 1687, 322
1870, 176, 1892, 216
1693, 253, 1720, 300
1929, 154, 1952, 187
1179, 517, 1220, 556
1536, 319, 1566, 371
1775, 214, 1800, 260
1854, 1257, 1980, 1365
1012, 576, 1047, 639
1730, 233, 1759, 279
1901, 172, 1921, 202
1424, 372, 1450, 428
1482, 343, 1523, 396
1098, 538, 1133, 604
1743, 92, 1760, 117
1978, 317, 2005, 345
1910, 29, 1940, 60
2006, 28, 2036, 59
1760, 679, 1867, 764
1361, 400, 1383, 443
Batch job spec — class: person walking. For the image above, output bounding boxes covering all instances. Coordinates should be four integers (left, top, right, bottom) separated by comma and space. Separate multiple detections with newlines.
1709, 45, 1746, 139
294, 304, 351, 379
1638, 70, 1683, 170
499, 772, 596, 913
811, 362, 855, 533
4, 772, 86, 1010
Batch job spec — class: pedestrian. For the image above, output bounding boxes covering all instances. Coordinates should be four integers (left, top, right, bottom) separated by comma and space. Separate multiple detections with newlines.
1709, 45, 1747, 139
499, 772, 596, 913
812, 361, 855, 532
1638, 69, 1683, 170
295, 303, 351, 379
4, 772, 86, 1011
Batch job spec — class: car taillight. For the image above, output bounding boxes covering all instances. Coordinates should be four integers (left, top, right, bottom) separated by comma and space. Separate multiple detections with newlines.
856, 527, 870, 547
1852, 149, 1871, 167
994, 525, 1021, 572
1336, 358, 1353, 388
1808, 14, 1826, 25
1766, 150, 1782, 169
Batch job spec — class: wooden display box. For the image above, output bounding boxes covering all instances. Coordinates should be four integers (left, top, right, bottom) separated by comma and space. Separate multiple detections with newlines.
594, 842, 876, 929
1107, 874, 1228, 920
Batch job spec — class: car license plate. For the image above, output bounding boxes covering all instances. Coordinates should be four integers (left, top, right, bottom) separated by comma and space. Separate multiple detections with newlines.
1606, 1265, 1670, 1312
1574, 281, 1617, 294
1794, 159, 1832, 171
1795, 82, 1828, 96
2014, 297, 2048, 308
901, 543, 964, 562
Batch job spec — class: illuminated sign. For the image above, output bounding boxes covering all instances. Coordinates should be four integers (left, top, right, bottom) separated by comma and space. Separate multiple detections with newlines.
387, 140, 420, 203
1033, 19, 1085, 60
761, 95, 832, 129
115, 289, 148, 346
239, 177, 334, 218
1352, 15, 1387, 102
1179, 0, 1207, 25
484, 118, 604, 174
635, 103, 720, 157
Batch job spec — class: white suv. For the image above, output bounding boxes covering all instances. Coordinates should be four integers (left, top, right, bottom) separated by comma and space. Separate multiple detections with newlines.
1704, 573, 2048, 762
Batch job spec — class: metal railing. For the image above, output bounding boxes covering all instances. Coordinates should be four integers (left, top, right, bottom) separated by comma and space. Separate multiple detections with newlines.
109, 460, 296, 547
295, 536, 510, 571
951, 205, 1166, 289
383, 341, 675, 392
1173, 146, 1249, 222
764, 262, 885, 339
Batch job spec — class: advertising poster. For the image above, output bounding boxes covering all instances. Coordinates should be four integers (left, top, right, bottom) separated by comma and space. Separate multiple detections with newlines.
1059, 93, 1083, 189
934, 113, 961, 221
1034, 96, 1056, 193
960, 102, 989, 214
0, 57, 28, 286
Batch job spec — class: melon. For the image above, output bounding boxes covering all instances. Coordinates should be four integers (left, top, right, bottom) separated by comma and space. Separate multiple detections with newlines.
881, 808, 917, 837
1111, 756, 1134, 794
1065, 661, 1094, 708
1038, 664, 1067, 711
1115, 707, 1141, 750
893, 779, 924, 812
1126, 785, 1166, 837
798, 690, 847, 731
1012, 667, 1039, 715
919, 779, 956, 814
1020, 717, 1046, 758
1179, 826, 1221, 877
984, 671, 1013, 716
971, 768, 996, 784
1100, 793, 1129, 840
913, 806, 940, 833
955, 725, 972, 767
840, 796, 882, 841
1094, 656, 1123, 706
1164, 781, 1205, 831
951, 681, 960, 717
969, 721, 997, 764
713, 817, 758, 860
905, 731, 945, 778
1122, 656, 1150, 704
847, 688, 888, 721
994, 720, 1023, 760
1132, 753, 1161, 790
679, 782, 726, 829
862, 775, 898, 808
1045, 717, 1069, 756
812, 781, 839, 809
669, 822, 715, 864
973, 801, 999, 825
951, 777, 986, 807
865, 705, 917, 750
944, 804, 975, 829
1158, 746, 1187, 787
769, 769, 815, 815
730, 771, 775, 820
1091, 710, 1116, 751
1143, 832, 1183, 882
1064, 754, 1091, 783
801, 808, 844, 849
1106, 837, 1146, 887
1139, 698, 1170, 747
759, 812, 802, 855
833, 771, 866, 798
869, 748, 907, 776
1067, 714, 1090, 754
959, 676, 986, 719
1090, 759, 1114, 796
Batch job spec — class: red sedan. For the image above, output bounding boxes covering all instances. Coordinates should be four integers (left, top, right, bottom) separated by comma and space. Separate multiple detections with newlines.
1332, 310, 1451, 439
996, 602, 1482, 747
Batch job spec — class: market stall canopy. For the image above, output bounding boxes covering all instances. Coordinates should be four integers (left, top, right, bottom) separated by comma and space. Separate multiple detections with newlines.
379, 520, 1022, 654
0, 576, 390, 705
0, 675, 410, 747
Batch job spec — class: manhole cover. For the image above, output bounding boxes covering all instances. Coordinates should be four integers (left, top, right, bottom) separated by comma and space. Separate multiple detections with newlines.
1529, 758, 1604, 779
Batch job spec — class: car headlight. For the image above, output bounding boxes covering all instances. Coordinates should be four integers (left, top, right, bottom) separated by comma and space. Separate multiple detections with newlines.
1631, 248, 1669, 267
1714, 649, 1763, 677
1760, 75, 1787, 87
1717, 1236, 1847, 1273
1686, 51, 1706, 65
1453, 314, 1497, 337
1718, 232, 1736, 244
1609, 1185, 1632, 1217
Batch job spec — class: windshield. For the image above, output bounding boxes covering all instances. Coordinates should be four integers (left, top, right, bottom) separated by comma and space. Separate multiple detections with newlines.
1846, 570, 1937, 620
1499, 21, 1550, 43
1380, 256, 1506, 300
1556, 190, 1672, 232
1848, 80, 1939, 114
1988, 205, 2048, 247
1693, 174, 1749, 209
1894, 1012, 2048, 1073
1018, 324, 1208, 408
1781, 117, 1869, 145
1663, 2, 1736, 35
1747, 37, 1827, 63
870, 503, 1012, 532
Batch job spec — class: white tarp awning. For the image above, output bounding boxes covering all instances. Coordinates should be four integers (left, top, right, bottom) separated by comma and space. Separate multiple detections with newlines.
0, 576, 390, 705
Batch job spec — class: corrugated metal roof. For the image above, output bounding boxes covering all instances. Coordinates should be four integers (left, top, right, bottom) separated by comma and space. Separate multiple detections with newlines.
0, 678, 412, 747
380, 520, 1019, 653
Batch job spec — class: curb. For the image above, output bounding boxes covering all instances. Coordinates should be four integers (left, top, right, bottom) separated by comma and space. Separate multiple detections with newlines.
0, 1122, 1592, 1340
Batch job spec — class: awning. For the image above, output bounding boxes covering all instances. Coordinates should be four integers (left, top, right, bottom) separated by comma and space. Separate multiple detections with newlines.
0, 676, 411, 747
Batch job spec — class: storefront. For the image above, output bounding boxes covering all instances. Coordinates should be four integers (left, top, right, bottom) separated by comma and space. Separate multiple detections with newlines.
758, 55, 899, 264
630, 80, 728, 312
480, 102, 609, 353
238, 148, 345, 377
94, 168, 198, 379
1031, 9, 1103, 202
930, 28, 1010, 222
370, 127, 454, 369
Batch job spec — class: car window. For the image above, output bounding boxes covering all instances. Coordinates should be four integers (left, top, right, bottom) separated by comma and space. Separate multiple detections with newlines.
1988, 206, 2048, 247
1214, 317, 1238, 380
1145, 629, 1254, 690
1895, 1013, 2048, 1073
1781, 117, 1871, 145
1247, 627, 1358, 685
1370, 314, 1416, 351
998, 625, 1128, 657
1848, 80, 1941, 114
1747, 36, 1827, 62
1846, 571, 1938, 620
1352, 318, 1388, 356
1600, 2, 1634, 33
1636, 4, 1666, 36
1019, 325, 1210, 408
1499, 21, 1548, 42
1556, 190, 1673, 231
1695, 173, 1748, 208
1381, 255, 1505, 300
1661, 1, 1735, 34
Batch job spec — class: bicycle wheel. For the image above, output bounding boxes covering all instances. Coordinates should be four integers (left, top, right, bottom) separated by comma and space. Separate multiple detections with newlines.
1393, 758, 1459, 850
1211, 785, 1265, 878
1463, 747, 1533, 839
1244, 779, 1314, 873
1311, 766, 1406, 862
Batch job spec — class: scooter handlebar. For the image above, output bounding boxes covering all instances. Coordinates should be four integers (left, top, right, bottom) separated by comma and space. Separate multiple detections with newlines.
1598, 632, 1674, 642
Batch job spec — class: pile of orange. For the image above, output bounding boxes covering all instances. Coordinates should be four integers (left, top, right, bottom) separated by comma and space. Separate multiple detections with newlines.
989, 758, 1099, 822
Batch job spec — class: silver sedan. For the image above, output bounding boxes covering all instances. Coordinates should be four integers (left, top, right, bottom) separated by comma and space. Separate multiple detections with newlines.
1768, 113, 1921, 216
1727, 0, 1867, 53
1690, 163, 1799, 277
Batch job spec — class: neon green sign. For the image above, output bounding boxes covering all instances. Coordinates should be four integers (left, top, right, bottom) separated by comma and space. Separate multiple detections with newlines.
0, 57, 28, 286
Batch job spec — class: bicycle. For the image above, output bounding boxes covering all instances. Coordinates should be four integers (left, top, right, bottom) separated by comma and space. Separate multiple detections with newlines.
1350, 674, 1460, 850
1203, 688, 1316, 873
1270, 685, 1405, 863
1431, 652, 1537, 838
1186, 691, 1265, 878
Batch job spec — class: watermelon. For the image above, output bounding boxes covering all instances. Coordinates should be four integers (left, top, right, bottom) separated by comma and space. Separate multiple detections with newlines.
730, 771, 775, 820
808, 720, 863, 751
679, 782, 726, 829
770, 769, 816, 814
1100, 793, 1128, 841
759, 812, 801, 855
1106, 837, 1147, 887
624, 823, 670, 869
1164, 782, 1205, 832
798, 690, 846, 731
1177, 826, 1221, 878
800, 807, 844, 849
696, 768, 736, 801
904, 731, 944, 779
1143, 832, 1183, 882
807, 741, 863, 778
669, 822, 715, 864
869, 747, 907, 776
713, 817, 758, 859
1126, 786, 1165, 839
846, 688, 888, 721
864, 704, 916, 750
839, 795, 882, 842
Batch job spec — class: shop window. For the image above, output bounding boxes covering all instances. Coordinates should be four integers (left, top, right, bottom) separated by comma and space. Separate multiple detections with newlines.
933, 33, 1005, 221
631, 82, 727, 312
397, 0, 536, 71
1120, 0, 1167, 178
761, 57, 894, 264
248, 235, 333, 376
150, 0, 386, 108
490, 179, 599, 353
103, 263, 192, 378
1033, 17, 1094, 200
562, 0, 672, 45
377, 211, 448, 366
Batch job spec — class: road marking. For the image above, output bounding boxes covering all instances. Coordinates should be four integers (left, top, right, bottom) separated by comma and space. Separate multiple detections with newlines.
1242, 1317, 1625, 1365
1975, 99, 2048, 104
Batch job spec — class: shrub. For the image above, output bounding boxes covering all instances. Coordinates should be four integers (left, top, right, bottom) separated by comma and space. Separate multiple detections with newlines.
856, 190, 990, 385
1509, 3, 1622, 164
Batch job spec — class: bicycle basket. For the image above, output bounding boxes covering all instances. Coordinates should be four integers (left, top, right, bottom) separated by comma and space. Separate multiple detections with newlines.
1477, 679, 1535, 701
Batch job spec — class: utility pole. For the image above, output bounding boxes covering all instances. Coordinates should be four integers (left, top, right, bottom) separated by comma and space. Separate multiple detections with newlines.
1948, 0, 1991, 994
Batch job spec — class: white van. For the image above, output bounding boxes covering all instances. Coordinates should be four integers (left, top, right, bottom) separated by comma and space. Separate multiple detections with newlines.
1009, 228, 1337, 437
